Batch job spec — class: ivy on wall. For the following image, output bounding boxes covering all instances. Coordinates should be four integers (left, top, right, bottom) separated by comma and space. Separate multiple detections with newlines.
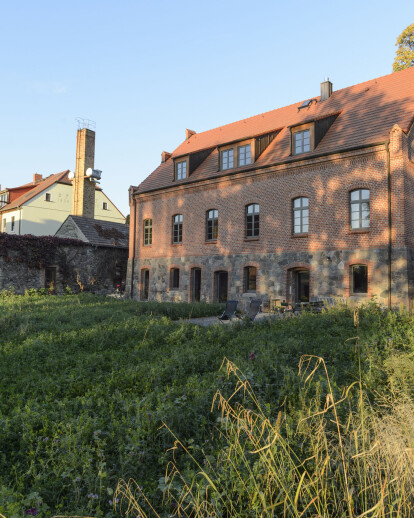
0, 234, 86, 268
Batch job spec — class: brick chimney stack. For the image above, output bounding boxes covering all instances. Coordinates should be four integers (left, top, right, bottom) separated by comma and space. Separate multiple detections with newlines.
33, 173, 43, 183
72, 128, 96, 219
321, 78, 333, 101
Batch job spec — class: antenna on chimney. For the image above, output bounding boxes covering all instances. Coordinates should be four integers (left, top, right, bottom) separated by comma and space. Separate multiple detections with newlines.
75, 118, 96, 131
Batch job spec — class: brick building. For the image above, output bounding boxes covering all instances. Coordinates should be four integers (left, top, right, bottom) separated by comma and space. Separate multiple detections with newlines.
127, 68, 414, 308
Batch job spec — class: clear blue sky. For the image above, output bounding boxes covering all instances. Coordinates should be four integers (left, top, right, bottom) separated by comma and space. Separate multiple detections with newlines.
0, 0, 412, 216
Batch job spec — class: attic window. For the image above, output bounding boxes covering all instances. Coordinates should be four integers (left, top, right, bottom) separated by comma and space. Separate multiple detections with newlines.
45, 193, 51, 202
102, 202, 108, 210
298, 99, 316, 110
176, 160, 187, 180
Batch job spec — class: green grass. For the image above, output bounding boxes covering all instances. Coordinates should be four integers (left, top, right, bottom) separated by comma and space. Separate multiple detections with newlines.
0, 295, 413, 517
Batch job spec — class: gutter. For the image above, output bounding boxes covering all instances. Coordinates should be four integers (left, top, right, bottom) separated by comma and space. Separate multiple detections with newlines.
135, 141, 389, 197
386, 140, 392, 309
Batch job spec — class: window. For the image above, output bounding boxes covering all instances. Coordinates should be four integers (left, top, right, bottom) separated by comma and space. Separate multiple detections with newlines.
45, 193, 51, 202
170, 268, 180, 290
221, 149, 234, 170
293, 129, 311, 155
244, 266, 257, 292
206, 209, 218, 241
2, 219, 6, 232
176, 161, 187, 180
351, 265, 368, 294
238, 144, 251, 166
292, 197, 309, 234
102, 202, 108, 210
11, 217, 15, 232
143, 218, 152, 246
246, 204, 259, 238
350, 189, 370, 229
172, 214, 183, 244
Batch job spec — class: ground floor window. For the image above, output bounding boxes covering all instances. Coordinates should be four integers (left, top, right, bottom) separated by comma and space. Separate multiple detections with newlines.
45, 267, 56, 292
141, 269, 149, 300
170, 268, 180, 290
351, 265, 368, 294
244, 266, 257, 292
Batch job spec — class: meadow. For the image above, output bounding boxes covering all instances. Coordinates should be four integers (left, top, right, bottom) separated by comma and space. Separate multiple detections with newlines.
0, 294, 413, 517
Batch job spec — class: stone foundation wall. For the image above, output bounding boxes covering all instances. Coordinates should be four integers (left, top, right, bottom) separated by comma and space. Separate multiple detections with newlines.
0, 244, 128, 295
127, 247, 410, 309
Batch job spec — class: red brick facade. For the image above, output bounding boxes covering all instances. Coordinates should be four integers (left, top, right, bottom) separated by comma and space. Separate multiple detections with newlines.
127, 70, 414, 308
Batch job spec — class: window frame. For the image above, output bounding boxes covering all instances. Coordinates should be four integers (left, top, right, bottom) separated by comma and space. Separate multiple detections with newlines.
221, 148, 234, 170
291, 123, 314, 156
206, 209, 218, 241
172, 214, 183, 244
238, 144, 252, 167
175, 160, 187, 181
351, 264, 368, 294
11, 216, 15, 232
102, 201, 108, 210
245, 203, 260, 238
143, 218, 153, 246
170, 267, 180, 290
350, 189, 370, 230
244, 266, 257, 293
45, 193, 51, 202
292, 197, 309, 234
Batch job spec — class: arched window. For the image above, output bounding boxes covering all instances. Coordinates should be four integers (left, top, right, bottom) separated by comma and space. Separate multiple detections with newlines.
351, 265, 368, 294
172, 214, 183, 243
292, 197, 309, 234
246, 204, 259, 238
206, 209, 218, 241
143, 218, 152, 246
350, 189, 370, 229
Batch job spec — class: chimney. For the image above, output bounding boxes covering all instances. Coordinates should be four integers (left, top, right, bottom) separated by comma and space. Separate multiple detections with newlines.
33, 173, 43, 183
186, 129, 196, 139
321, 78, 333, 101
161, 151, 172, 163
72, 128, 96, 219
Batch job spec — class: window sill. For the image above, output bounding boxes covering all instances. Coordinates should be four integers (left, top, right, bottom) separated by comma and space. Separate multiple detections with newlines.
292, 233, 308, 238
244, 237, 260, 242
143, 244, 152, 248
172, 242, 183, 246
205, 240, 218, 244
348, 229, 370, 235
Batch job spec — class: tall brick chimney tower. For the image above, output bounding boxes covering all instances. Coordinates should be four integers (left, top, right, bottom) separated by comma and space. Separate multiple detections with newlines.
72, 128, 96, 218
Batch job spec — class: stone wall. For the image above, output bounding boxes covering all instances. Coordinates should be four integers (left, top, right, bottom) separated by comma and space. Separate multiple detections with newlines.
127, 247, 410, 309
0, 240, 128, 294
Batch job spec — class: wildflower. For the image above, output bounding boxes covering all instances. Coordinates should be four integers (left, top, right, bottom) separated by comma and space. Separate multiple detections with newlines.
109, 498, 119, 505
249, 352, 256, 361
87, 493, 98, 499
43, 437, 49, 442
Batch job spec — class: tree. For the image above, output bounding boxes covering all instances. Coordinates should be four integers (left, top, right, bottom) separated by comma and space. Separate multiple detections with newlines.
393, 23, 414, 72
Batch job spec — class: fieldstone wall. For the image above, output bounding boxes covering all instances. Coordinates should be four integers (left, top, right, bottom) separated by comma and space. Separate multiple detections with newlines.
127, 247, 410, 308
0, 241, 128, 294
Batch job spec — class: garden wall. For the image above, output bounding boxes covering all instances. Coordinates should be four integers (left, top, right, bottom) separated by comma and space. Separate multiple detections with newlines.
0, 234, 128, 294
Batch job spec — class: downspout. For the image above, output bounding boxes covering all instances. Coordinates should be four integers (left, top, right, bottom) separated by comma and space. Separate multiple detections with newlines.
386, 140, 392, 309
129, 193, 137, 298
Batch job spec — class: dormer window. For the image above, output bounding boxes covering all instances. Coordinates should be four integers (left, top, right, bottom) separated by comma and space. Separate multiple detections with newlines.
238, 144, 251, 166
221, 149, 234, 170
176, 160, 187, 180
294, 129, 311, 154
291, 123, 314, 155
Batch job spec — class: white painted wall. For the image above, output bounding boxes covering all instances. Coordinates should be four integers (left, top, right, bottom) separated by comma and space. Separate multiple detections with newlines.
1, 183, 126, 236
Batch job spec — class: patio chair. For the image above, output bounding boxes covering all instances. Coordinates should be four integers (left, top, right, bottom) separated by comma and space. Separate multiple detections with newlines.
217, 300, 238, 323
238, 299, 262, 321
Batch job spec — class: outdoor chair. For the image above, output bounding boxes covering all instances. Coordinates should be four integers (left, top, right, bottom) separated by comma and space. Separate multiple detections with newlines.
239, 298, 262, 321
217, 300, 238, 323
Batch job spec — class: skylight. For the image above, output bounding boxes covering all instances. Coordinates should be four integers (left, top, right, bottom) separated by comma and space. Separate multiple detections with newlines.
298, 99, 316, 110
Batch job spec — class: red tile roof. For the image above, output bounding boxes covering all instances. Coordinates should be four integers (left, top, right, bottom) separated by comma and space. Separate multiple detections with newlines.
137, 67, 414, 194
1, 171, 102, 212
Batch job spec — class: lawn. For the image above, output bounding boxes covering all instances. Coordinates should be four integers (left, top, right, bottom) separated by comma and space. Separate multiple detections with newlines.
0, 294, 413, 517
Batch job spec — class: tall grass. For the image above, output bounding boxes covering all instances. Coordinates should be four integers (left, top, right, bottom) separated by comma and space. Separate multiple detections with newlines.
115, 356, 414, 517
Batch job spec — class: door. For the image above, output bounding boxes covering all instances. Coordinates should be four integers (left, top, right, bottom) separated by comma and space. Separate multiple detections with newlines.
141, 269, 149, 300
296, 270, 309, 303
214, 271, 228, 303
191, 268, 201, 302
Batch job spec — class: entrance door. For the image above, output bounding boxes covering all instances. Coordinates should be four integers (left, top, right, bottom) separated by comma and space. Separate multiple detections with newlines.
296, 270, 309, 303
141, 269, 149, 300
214, 271, 228, 303
191, 268, 201, 302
